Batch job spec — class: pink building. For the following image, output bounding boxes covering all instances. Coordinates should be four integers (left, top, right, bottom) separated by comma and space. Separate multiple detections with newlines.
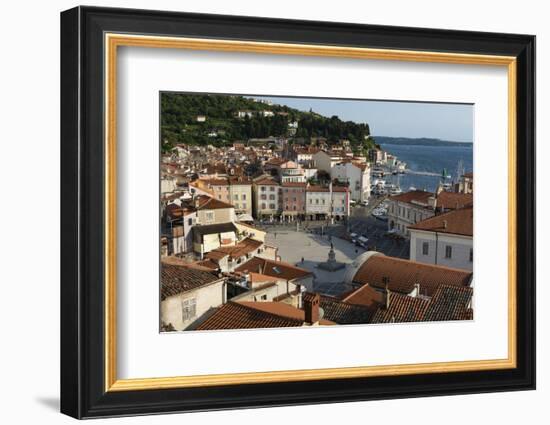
281, 182, 307, 221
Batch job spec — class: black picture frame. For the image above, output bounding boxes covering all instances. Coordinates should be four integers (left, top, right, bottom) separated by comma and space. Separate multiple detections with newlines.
61, 5, 536, 419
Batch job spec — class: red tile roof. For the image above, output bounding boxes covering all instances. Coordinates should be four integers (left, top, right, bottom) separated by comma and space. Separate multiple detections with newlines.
435, 191, 473, 211
240, 302, 334, 325
200, 178, 229, 186
161, 263, 222, 300
235, 257, 312, 282
195, 195, 234, 210
390, 190, 433, 205
161, 256, 214, 272
304, 293, 376, 324
371, 292, 430, 323
196, 301, 333, 330
265, 157, 286, 166
342, 284, 384, 310
194, 259, 220, 270
423, 285, 473, 321
352, 254, 472, 297
254, 177, 280, 186
206, 238, 263, 261
409, 206, 473, 236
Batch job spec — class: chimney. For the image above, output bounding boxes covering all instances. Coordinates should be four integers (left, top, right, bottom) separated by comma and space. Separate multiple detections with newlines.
304, 293, 320, 325
414, 283, 421, 297
258, 264, 262, 274
194, 197, 200, 209
443, 220, 448, 229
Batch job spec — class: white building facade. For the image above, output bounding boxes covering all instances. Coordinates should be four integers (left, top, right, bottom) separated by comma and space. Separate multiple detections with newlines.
331, 161, 371, 202
410, 230, 473, 271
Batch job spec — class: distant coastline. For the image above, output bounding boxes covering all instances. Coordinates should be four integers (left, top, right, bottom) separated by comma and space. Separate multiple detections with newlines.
375, 136, 473, 147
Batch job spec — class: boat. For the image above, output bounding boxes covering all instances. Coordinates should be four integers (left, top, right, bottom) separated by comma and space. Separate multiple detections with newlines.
387, 184, 402, 195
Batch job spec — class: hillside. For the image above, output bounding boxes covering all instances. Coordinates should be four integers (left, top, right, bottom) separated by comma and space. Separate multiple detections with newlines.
375, 136, 473, 147
161, 93, 371, 152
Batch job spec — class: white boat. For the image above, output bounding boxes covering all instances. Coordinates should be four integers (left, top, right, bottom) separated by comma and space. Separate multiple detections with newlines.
387, 184, 403, 196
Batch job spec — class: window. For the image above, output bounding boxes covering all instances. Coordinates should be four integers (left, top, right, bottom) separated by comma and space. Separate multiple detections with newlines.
218, 195, 222, 200
269, 194, 275, 200
445, 245, 452, 259
261, 186, 266, 191
269, 203, 276, 209
182, 298, 196, 321
270, 186, 275, 192
242, 194, 246, 200
261, 203, 266, 209
234, 194, 239, 200
469, 248, 473, 262
316, 199, 319, 204
242, 203, 247, 209
188, 218, 193, 226
422, 242, 429, 255
205, 211, 214, 222
261, 294, 267, 301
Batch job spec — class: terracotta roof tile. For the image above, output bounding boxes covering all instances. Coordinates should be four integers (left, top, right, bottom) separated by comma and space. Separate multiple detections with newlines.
353, 254, 472, 297
423, 285, 473, 321
195, 195, 234, 210
196, 301, 333, 330
161, 263, 221, 300
390, 190, 433, 205
206, 238, 263, 260
240, 301, 333, 325
409, 206, 473, 236
235, 257, 312, 281
371, 293, 430, 323
304, 293, 376, 324
342, 284, 385, 310
436, 192, 473, 211
254, 177, 280, 186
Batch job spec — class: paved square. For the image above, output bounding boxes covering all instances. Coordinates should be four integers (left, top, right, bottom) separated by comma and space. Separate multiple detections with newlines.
265, 230, 366, 296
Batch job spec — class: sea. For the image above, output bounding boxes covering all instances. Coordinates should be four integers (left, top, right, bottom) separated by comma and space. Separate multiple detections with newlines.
379, 143, 473, 193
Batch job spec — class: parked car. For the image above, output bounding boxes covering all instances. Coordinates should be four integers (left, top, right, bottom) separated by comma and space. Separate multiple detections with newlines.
357, 235, 369, 248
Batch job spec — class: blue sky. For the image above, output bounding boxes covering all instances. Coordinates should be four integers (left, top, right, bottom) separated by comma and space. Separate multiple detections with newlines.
252, 96, 473, 143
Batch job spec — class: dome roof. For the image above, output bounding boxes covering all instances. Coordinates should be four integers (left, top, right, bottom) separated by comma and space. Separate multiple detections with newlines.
342, 251, 383, 285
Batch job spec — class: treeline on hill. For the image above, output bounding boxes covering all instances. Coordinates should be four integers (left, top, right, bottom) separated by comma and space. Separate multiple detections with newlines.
160, 93, 371, 152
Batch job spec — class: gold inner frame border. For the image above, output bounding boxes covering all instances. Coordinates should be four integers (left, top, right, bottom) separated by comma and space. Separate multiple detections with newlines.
104, 33, 517, 392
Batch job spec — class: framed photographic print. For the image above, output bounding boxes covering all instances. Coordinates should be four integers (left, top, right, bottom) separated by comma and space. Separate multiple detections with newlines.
60, 6, 535, 419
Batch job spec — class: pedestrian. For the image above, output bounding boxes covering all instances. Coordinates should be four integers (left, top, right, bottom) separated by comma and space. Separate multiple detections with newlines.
301, 257, 304, 263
